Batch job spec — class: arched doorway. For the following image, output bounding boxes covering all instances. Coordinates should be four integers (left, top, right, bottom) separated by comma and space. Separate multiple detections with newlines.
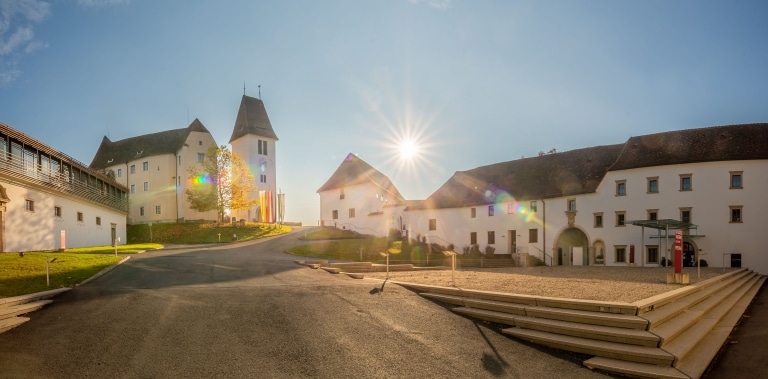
593, 240, 606, 264
555, 227, 589, 266
683, 241, 697, 267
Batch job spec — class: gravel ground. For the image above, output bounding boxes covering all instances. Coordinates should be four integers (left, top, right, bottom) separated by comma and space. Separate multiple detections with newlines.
364, 266, 737, 303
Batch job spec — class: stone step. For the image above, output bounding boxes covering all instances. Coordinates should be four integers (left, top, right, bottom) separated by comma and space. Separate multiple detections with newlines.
634, 268, 748, 315
393, 282, 539, 306
329, 262, 373, 272
584, 357, 688, 379
0, 287, 71, 307
674, 276, 765, 379
512, 315, 660, 347
0, 316, 30, 334
525, 305, 648, 330
0, 300, 53, 320
641, 269, 751, 327
650, 273, 755, 344
420, 292, 529, 315
504, 328, 674, 366
453, 307, 517, 326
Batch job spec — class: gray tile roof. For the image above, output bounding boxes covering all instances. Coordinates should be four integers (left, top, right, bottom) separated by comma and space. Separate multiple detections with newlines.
317, 153, 406, 203
229, 95, 278, 143
608, 123, 768, 171
89, 118, 212, 169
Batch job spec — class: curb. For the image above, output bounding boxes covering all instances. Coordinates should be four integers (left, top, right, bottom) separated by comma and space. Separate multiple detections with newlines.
78, 255, 131, 287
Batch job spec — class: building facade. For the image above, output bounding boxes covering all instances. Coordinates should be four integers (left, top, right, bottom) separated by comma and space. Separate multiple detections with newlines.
229, 95, 279, 223
90, 119, 218, 224
318, 123, 768, 275
0, 121, 128, 252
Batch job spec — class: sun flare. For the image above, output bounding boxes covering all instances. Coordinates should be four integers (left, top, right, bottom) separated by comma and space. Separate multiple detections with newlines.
398, 139, 420, 160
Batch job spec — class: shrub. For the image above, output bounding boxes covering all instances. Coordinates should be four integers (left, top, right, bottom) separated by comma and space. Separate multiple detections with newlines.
699, 259, 708, 267
485, 245, 496, 257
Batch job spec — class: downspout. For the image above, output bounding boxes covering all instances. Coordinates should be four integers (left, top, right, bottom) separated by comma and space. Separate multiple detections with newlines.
175, 153, 179, 223
542, 199, 546, 266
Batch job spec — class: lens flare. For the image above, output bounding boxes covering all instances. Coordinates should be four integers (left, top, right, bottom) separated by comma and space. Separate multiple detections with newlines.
190, 175, 211, 185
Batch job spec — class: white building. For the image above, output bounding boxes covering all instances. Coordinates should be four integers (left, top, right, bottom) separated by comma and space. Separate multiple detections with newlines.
0, 121, 128, 251
89, 119, 218, 224
229, 95, 280, 223
318, 123, 768, 274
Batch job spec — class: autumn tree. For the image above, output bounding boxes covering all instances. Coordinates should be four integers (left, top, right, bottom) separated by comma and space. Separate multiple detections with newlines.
185, 145, 258, 222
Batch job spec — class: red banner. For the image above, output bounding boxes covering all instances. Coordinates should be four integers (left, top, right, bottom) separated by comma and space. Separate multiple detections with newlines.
674, 230, 683, 273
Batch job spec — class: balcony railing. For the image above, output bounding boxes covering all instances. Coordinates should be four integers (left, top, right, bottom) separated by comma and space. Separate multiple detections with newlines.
0, 155, 128, 212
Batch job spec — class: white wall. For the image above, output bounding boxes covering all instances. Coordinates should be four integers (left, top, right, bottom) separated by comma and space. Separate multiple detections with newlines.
319, 182, 402, 236
230, 135, 276, 222
3, 180, 126, 251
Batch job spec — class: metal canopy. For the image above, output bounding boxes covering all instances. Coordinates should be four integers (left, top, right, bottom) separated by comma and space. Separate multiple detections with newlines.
629, 219, 696, 230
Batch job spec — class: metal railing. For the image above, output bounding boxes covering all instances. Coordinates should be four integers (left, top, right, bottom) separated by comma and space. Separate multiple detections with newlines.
0, 155, 128, 212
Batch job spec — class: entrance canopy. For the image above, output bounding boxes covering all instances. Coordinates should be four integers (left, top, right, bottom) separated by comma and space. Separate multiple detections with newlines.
629, 219, 704, 238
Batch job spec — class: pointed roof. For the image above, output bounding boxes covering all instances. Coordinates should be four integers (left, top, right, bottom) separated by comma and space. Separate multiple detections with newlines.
317, 153, 406, 203
408, 144, 625, 210
89, 119, 212, 169
229, 95, 278, 143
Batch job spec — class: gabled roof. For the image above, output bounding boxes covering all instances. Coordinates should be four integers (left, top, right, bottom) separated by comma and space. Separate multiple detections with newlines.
229, 95, 278, 143
407, 144, 625, 210
90, 118, 212, 169
317, 153, 406, 203
609, 123, 768, 171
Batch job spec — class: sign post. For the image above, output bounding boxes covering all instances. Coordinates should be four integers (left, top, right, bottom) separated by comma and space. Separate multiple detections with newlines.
674, 230, 683, 274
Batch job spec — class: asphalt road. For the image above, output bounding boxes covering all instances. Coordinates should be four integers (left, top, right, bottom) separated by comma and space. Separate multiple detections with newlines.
0, 228, 610, 378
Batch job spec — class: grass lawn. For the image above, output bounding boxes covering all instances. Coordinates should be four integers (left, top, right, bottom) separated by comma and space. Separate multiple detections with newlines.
0, 252, 123, 298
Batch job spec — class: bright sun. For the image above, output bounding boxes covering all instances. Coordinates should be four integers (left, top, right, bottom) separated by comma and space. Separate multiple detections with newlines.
398, 140, 419, 160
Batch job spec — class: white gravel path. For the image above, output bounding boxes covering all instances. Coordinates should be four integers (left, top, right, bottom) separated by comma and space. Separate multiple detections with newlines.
364, 266, 737, 303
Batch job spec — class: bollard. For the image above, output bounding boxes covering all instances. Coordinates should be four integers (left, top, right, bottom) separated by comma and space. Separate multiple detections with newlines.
232, 234, 237, 241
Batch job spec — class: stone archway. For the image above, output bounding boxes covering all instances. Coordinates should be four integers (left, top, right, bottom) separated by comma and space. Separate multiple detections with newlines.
555, 227, 589, 266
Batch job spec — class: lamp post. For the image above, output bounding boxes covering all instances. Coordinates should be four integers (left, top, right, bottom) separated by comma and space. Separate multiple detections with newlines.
443, 250, 457, 287
379, 251, 389, 279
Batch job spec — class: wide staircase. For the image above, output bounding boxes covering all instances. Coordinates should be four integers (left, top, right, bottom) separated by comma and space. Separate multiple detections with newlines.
0, 288, 70, 334
396, 268, 764, 379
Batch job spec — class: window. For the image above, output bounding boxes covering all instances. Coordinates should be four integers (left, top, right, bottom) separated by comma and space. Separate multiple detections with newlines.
340, 188, 345, 200
332, 210, 338, 220
155, 205, 161, 215
487, 231, 495, 245
470, 208, 476, 218
529, 228, 538, 243
140, 206, 145, 216
567, 199, 576, 211
258, 139, 268, 155
615, 246, 626, 263
730, 206, 743, 223
429, 219, 437, 231
54, 206, 62, 218
530, 201, 537, 213
130, 184, 135, 194
648, 210, 658, 221
197, 153, 205, 163
507, 203, 516, 214
77, 212, 84, 222
488, 205, 494, 216
117, 168, 122, 177
647, 177, 659, 194
349, 208, 356, 218
647, 246, 659, 264
470, 232, 477, 245
96, 217, 101, 226
616, 211, 626, 227
130, 165, 135, 174
594, 213, 603, 228
199, 140, 203, 146
680, 174, 692, 191
730, 171, 743, 189
680, 208, 692, 223
178, 156, 181, 165
143, 182, 149, 191
143, 161, 149, 171
616, 180, 626, 196
24, 199, 34, 212
260, 174, 267, 183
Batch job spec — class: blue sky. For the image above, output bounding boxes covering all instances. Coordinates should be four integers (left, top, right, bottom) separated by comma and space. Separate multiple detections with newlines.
1, 0, 767, 225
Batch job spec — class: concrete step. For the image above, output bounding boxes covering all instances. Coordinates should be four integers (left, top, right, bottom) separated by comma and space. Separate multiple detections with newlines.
0, 300, 53, 320
504, 328, 674, 366
394, 282, 539, 306
584, 357, 688, 379
0, 287, 71, 307
0, 316, 30, 334
634, 268, 748, 315
512, 315, 660, 347
420, 292, 529, 315
452, 307, 518, 326
650, 273, 755, 344
641, 269, 751, 327
525, 305, 649, 330
661, 275, 759, 359
329, 262, 373, 272
371, 264, 415, 272
674, 276, 765, 379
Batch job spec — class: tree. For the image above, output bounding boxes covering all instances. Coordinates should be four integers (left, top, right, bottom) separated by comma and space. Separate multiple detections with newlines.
185, 145, 258, 222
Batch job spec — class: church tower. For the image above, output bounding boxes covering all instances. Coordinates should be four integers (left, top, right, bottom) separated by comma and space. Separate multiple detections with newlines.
229, 95, 279, 222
